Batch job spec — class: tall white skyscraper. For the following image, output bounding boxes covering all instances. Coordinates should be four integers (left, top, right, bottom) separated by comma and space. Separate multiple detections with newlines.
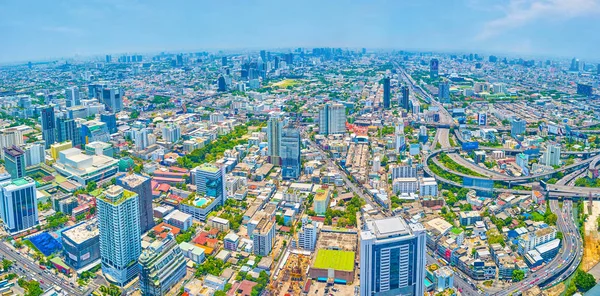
132, 128, 149, 151
161, 124, 181, 144
395, 122, 406, 152
360, 217, 426, 296
544, 143, 561, 167
267, 117, 283, 165
98, 185, 141, 286
298, 216, 317, 251
0, 177, 38, 234
65, 86, 80, 107
319, 103, 346, 135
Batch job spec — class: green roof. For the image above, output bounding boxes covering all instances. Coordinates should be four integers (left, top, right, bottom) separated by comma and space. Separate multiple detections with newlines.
450, 227, 464, 235
12, 178, 30, 186
199, 164, 219, 173
313, 250, 355, 272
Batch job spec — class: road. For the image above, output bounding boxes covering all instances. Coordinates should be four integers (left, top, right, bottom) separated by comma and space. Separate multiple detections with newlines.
0, 242, 90, 295
492, 200, 582, 296
446, 153, 507, 179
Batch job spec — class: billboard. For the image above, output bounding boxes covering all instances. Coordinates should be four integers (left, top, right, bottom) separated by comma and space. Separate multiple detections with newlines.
462, 141, 479, 151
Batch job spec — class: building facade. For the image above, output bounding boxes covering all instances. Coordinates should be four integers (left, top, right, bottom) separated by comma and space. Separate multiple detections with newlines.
360, 217, 426, 296
280, 127, 301, 180
0, 177, 38, 234
319, 103, 346, 135
97, 185, 141, 286
138, 234, 187, 296
117, 174, 155, 234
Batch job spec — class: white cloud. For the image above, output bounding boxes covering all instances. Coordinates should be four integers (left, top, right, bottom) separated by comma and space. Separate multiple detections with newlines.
477, 0, 600, 40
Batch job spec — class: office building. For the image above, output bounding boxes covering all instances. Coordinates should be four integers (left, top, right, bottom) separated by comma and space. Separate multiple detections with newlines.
23, 142, 45, 167
4, 146, 25, 179
360, 217, 426, 296
400, 86, 410, 111
252, 216, 276, 256
98, 185, 141, 286
81, 121, 111, 146
41, 106, 57, 148
390, 164, 417, 180
65, 86, 80, 107
430, 58, 439, 79
314, 187, 331, 215
221, 56, 227, 66
53, 148, 118, 185
195, 163, 226, 206
117, 174, 155, 234
0, 177, 38, 234
298, 216, 317, 251
478, 113, 487, 126
88, 83, 107, 100
102, 88, 123, 112
419, 177, 438, 197
544, 143, 561, 167
62, 219, 100, 270
267, 117, 283, 166
162, 124, 181, 144
281, 127, 301, 180
56, 117, 81, 147
319, 103, 346, 135
383, 77, 391, 109
217, 76, 227, 92
100, 113, 117, 134
138, 234, 187, 296
438, 80, 450, 102
511, 118, 527, 139
393, 178, 418, 194
577, 83, 593, 97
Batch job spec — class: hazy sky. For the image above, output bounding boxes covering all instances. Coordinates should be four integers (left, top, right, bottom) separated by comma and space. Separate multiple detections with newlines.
1, 0, 600, 63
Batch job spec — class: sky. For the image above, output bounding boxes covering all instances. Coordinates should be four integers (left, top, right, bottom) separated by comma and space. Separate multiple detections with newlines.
1, 0, 600, 63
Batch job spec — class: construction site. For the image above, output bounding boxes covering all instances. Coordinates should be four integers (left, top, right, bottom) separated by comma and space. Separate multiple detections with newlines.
266, 251, 311, 296
582, 200, 600, 277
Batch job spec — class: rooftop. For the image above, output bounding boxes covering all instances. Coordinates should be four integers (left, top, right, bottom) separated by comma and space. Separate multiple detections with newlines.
312, 249, 355, 272
62, 220, 99, 245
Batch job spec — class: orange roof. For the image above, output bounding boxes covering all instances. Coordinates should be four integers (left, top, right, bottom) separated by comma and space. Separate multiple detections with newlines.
157, 183, 171, 192
152, 222, 181, 239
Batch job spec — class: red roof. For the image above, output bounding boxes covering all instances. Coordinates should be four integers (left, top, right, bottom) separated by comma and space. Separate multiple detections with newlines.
153, 222, 181, 239
157, 183, 171, 192
194, 232, 209, 245
228, 280, 257, 296
169, 166, 189, 173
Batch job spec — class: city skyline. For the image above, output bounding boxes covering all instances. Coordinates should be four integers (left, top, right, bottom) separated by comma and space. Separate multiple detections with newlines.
2, 0, 600, 63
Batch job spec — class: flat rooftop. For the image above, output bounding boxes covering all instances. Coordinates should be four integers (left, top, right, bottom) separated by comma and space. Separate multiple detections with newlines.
62, 220, 99, 245
313, 249, 355, 272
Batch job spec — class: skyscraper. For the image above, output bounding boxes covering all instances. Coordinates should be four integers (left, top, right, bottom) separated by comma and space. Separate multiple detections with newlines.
297, 216, 317, 250
221, 56, 227, 66
360, 217, 426, 296
100, 113, 117, 134
131, 128, 149, 151
23, 142, 45, 167
400, 86, 410, 111
195, 163, 227, 206
438, 80, 450, 102
3, 146, 25, 179
0, 177, 38, 234
383, 77, 391, 109
577, 83, 593, 97
161, 124, 181, 143
217, 76, 227, 92
430, 58, 439, 79
544, 143, 561, 167
106, 55, 112, 63
260, 50, 267, 62
138, 234, 187, 296
319, 103, 346, 136
56, 117, 81, 147
98, 185, 141, 286
102, 88, 123, 112
267, 117, 283, 166
511, 117, 526, 139
41, 106, 56, 148
81, 121, 111, 146
117, 174, 155, 234
65, 86, 80, 107
280, 126, 301, 180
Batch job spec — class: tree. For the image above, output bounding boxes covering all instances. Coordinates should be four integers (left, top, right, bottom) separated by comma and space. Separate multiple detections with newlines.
512, 270, 525, 282
544, 213, 558, 226
574, 269, 596, 292
1, 259, 13, 270
99, 284, 121, 296
86, 181, 97, 192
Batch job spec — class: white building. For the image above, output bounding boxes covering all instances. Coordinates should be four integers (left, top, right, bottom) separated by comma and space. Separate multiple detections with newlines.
543, 143, 561, 167
319, 103, 346, 135
24, 142, 45, 167
298, 216, 317, 251
252, 216, 276, 256
53, 148, 118, 185
390, 164, 417, 179
132, 128, 149, 151
162, 124, 181, 144
419, 177, 438, 197
0, 177, 38, 234
360, 217, 426, 296
393, 177, 418, 194
97, 185, 141, 286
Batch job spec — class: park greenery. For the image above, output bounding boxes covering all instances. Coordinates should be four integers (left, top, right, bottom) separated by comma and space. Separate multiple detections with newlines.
438, 153, 485, 177
512, 269, 525, 282
177, 121, 264, 168
573, 269, 596, 292
17, 278, 43, 296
